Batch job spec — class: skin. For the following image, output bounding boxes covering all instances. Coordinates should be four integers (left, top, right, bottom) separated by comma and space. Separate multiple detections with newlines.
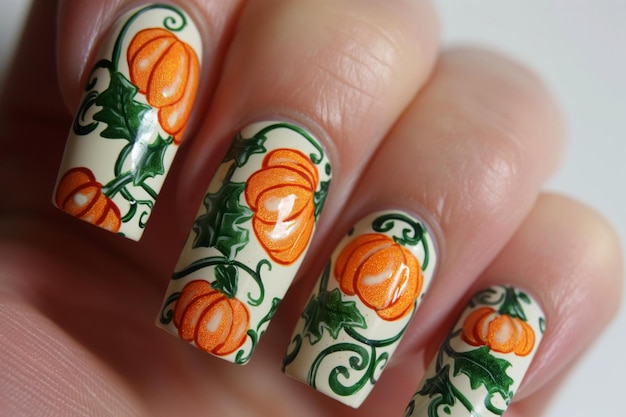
0, 0, 622, 416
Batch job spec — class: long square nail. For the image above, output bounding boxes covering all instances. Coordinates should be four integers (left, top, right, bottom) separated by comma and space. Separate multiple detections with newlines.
157, 121, 332, 364
53, 4, 202, 240
282, 210, 438, 408
404, 285, 545, 417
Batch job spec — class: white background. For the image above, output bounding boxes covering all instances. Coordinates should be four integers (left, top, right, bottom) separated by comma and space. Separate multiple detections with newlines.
1, 1, 624, 416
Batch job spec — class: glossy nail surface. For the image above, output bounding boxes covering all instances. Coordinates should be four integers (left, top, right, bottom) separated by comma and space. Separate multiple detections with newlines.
283, 210, 437, 408
404, 285, 545, 417
157, 121, 332, 364
53, 4, 202, 240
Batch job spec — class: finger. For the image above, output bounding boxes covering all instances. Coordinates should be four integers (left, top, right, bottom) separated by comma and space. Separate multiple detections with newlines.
404, 193, 623, 417
0, 297, 143, 417
155, 0, 439, 364
280, 47, 565, 410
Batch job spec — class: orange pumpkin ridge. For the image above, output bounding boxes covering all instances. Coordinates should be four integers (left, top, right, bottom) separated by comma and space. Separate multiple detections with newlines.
461, 305, 536, 356
173, 279, 212, 328
264, 148, 319, 185
461, 307, 494, 346
178, 292, 223, 342
174, 280, 250, 356
246, 148, 319, 265
128, 28, 200, 144
515, 320, 535, 356
55, 168, 121, 232
160, 42, 200, 143
334, 234, 391, 294
333, 232, 423, 321
376, 246, 423, 321
128, 30, 177, 94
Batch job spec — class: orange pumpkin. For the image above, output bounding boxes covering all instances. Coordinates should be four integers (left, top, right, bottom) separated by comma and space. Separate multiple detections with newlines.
245, 149, 319, 265
461, 306, 535, 356
334, 233, 423, 321
127, 28, 200, 144
55, 167, 121, 232
173, 280, 249, 356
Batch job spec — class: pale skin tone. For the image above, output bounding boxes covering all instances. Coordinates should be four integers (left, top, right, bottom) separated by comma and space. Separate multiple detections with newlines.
0, 0, 623, 416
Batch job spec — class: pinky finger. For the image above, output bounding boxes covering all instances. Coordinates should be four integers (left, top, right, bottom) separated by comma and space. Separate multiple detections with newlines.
403, 193, 623, 417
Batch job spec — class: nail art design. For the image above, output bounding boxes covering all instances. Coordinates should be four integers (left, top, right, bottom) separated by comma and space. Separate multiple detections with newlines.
404, 286, 545, 417
282, 211, 437, 408
53, 4, 202, 240
157, 121, 331, 364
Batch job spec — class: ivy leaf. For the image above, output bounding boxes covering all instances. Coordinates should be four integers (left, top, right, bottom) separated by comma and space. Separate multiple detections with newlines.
313, 178, 331, 221
93, 71, 152, 142
313, 163, 331, 221
517, 291, 531, 305
451, 346, 514, 396
301, 288, 367, 344
212, 264, 238, 299
223, 132, 267, 167
131, 134, 173, 185
416, 363, 456, 407
192, 181, 253, 259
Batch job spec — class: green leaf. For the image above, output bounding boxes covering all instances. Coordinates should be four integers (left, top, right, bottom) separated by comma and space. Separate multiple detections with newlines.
211, 264, 238, 298
517, 291, 531, 305
93, 71, 152, 142
451, 346, 514, 396
131, 134, 173, 185
416, 363, 456, 406
301, 288, 367, 345
223, 132, 267, 167
192, 181, 253, 259
313, 178, 331, 220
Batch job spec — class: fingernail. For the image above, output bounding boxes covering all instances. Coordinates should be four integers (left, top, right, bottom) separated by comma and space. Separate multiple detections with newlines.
53, 4, 202, 240
156, 121, 332, 363
404, 285, 545, 417
282, 210, 438, 408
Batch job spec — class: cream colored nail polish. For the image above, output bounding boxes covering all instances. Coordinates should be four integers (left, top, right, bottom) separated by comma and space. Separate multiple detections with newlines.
157, 121, 332, 364
53, 4, 202, 240
404, 285, 545, 417
283, 210, 438, 408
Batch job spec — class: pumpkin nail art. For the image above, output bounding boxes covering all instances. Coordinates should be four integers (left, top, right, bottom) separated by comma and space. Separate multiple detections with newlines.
53, 4, 202, 240
157, 121, 331, 364
282, 210, 437, 408
404, 286, 545, 417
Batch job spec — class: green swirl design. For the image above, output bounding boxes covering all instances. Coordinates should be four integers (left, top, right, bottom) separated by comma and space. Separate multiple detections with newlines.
470, 287, 504, 308
254, 123, 327, 165
159, 292, 181, 325
172, 256, 268, 307
235, 297, 281, 364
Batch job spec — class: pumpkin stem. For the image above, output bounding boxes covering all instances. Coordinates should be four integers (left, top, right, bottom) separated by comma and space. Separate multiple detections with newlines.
497, 286, 528, 321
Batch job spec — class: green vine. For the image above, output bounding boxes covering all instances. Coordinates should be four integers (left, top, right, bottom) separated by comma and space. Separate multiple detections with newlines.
172, 256, 269, 307
69, 4, 185, 231
234, 297, 282, 364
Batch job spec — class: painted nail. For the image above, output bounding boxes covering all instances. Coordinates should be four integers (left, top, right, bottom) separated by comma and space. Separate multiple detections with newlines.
156, 121, 332, 364
282, 210, 438, 408
52, 4, 202, 240
404, 285, 545, 417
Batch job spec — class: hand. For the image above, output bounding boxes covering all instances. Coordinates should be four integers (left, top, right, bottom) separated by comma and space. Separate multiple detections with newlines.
0, 1, 622, 416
